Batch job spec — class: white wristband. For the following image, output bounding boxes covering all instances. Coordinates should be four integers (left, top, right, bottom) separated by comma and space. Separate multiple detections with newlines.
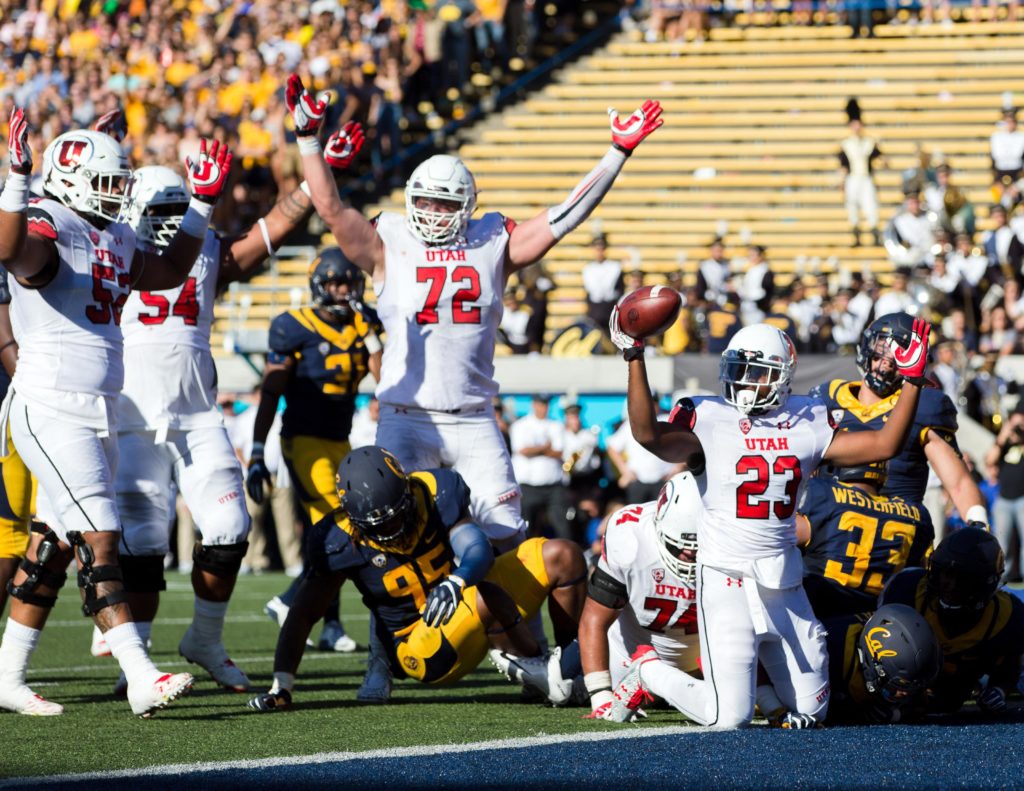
965, 505, 989, 527
364, 330, 383, 355
584, 670, 613, 695
299, 180, 312, 197
270, 672, 295, 694
180, 197, 214, 238
297, 136, 322, 156
0, 172, 29, 213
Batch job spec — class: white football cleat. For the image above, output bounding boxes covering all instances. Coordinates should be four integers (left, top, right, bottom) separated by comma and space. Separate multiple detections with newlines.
609, 644, 657, 723
90, 625, 111, 657
178, 627, 251, 692
264, 596, 289, 628
128, 672, 193, 717
318, 621, 357, 653
0, 681, 64, 715
489, 646, 574, 706
356, 654, 393, 704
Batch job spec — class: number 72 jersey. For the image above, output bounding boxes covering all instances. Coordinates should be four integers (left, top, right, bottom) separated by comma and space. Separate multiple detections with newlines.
669, 395, 836, 580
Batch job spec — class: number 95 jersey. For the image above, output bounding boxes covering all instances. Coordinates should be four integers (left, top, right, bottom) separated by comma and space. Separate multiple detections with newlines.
669, 395, 835, 584
598, 501, 700, 675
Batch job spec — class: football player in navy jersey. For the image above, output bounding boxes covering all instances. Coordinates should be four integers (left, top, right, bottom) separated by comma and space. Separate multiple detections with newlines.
810, 312, 988, 537
247, 446, 587, 711
880, 527, 1024, 715
797, 460, 933, 618
248, 247, 382, 653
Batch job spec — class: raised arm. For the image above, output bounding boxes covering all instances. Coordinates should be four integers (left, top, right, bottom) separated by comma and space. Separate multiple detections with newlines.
507, 101, 663, 272
285, 74, 383, 277
825, 317, 930, 466
132, 138, 232, 291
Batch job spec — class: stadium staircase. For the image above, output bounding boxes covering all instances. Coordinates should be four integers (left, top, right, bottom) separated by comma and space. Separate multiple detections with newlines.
212, 17, 1024, 358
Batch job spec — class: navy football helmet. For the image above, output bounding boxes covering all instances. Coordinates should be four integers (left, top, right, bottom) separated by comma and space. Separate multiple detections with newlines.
336, 446, 417, 545
833, 460, 888, 489
858, 603, 942, 701
309, 247, 365, 319
927, 527, 1004, 628
856, 312, 919, 398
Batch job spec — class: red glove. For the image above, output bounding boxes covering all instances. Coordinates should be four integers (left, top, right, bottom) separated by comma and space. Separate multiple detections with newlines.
7, 107, 32, 175
608, 100, 663, 156
889, 316, 931, 385
285, 74, 328, 137
91, 109, 126, 143
324, 122, 365, 171
186, 138, 233, 205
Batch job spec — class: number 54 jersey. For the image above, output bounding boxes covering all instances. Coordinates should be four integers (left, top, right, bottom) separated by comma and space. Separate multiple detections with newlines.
598, 501, 700, 676
669, 395, 835, 586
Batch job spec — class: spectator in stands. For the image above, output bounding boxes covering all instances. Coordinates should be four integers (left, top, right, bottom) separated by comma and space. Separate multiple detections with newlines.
582, 232, 624, 334
839, 99, 885, 248
624, 267, 646, 295
982, 204, 1023, 272
874, 268, 916, 317
823, 288, 866, 352
561, 402, 604, 546
925, 163, 975, 237
498, 287, 534, 354
695, 237, 733, 306
986, 399, 1024, 583
942, 307, 980, 354
519, 264, 553, 353
736, 244, 775, 324
1002, 279, 1024, 327
884, 191, 935, 269
933, 341, 963, 407
979, 305, 1018, 357
763, 291, 801, 350
605, 410, 682, 505
846, 0, 876, 38
902, 143, 938, 197
511, 394, 569, 540
928, 254, 965, 308
947, 233, 993, 299
700, 295, 742, 354
991, 107, 1024, 206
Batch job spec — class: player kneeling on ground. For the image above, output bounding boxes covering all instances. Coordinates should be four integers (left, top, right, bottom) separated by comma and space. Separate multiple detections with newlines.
248, 446, 587, 710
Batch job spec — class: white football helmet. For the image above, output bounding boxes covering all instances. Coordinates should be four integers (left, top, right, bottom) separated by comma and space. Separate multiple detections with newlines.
125, 166, 190, 250
404, 154, 477, 245
41, 130, 133, 225
653, 471, 701, 586
720, 323, 797, 415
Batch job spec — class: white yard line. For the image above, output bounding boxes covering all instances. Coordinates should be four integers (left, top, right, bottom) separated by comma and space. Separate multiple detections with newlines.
0, 726, 699, 787
26, 650, 364, 676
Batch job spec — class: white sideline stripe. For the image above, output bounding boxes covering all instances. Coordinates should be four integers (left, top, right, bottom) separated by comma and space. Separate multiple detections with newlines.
0, 726, 699, 787
27, 651, 362, 676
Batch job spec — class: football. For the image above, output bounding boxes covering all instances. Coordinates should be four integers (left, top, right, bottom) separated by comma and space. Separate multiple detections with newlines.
616, 285, 682, 339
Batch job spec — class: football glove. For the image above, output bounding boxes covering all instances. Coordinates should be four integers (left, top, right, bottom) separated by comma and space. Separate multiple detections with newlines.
246, 457, 272, 504
185, 138, 233, 205
609, 304, 644, 361
608, 100, 663, 156
247, 689, 292, 712
7, 107, 31, 175
889, 316, 931, 386
285, 74, 328, 138
977, 684, 1007, 714
325, 122, 365, 171
777, 711, 822, 730
584, 701, 615, 721
422, 575, 465, 628
91, 109, 126, 142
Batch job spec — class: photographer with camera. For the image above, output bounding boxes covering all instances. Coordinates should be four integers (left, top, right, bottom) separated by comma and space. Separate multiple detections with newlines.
986, 397, 1024, 583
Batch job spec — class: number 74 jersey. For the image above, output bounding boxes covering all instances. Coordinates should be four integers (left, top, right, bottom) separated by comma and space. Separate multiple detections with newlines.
669, 395, 836, 578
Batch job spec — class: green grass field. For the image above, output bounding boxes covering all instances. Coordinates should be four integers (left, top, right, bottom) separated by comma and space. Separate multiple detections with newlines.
1, 572, 661, 780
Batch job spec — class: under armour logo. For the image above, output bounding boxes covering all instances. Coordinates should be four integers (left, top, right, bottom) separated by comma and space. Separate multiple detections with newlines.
725, 577, 743, 587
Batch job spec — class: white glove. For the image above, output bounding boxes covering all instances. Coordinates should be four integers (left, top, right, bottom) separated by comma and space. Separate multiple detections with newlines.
609, 304, 644, 360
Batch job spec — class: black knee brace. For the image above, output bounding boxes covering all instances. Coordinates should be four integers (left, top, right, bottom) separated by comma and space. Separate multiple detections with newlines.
6, 524, 67, 608
192, 540, 249, 579
120, 554, 167, 593
67, 531, 130, 617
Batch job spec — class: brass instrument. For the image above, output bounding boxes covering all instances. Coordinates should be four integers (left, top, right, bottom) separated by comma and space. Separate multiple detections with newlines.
563, 450, 583, 474
943, 184, 968, 218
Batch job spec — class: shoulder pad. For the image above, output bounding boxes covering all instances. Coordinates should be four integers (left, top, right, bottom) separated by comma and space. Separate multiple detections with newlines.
26, 205, 58, 241
603, 506, 643, 567
918, 387, 959, 432
413, 468, 471, 528
669, 397, 697, 429
268, 311, 303, 355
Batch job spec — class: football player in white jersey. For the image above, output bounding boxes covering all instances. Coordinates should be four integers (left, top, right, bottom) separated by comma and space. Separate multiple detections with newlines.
102, 160, 325, 696
606, 315, 932, 728
0, 109, 231, 716
579, 471, 702, 719
286, 72, 662, 700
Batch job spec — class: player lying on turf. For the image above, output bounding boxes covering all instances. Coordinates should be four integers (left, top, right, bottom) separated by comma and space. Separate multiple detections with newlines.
248, 446, 588, 711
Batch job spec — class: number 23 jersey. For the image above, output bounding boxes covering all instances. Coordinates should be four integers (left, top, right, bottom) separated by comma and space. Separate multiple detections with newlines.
670, 395, 835, 581
599, 501, 700, 672
372, 211, 512, 412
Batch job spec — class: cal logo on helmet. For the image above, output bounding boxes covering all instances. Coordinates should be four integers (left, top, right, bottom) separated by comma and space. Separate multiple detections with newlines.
865, 626, 898, 660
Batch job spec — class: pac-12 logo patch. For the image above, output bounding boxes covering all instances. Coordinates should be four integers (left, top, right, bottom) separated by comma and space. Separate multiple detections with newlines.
372, 554, 387, 568
652, 568, 665, 584
738, 418, 752, 434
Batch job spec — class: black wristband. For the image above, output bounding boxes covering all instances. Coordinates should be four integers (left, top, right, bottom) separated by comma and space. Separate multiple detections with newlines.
623, 346, 645, 361
612, 142, 633, 157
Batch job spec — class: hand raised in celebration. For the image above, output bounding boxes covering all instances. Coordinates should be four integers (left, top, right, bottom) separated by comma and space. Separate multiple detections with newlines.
91, 109, 126, 143
608, 100, 663, 156
186, 138, 233, 205
609, 303, 645, 361
324, 122, 365, 171
889, 316, 932, 386
7, 107, 32, 175
285, 73, 329, 138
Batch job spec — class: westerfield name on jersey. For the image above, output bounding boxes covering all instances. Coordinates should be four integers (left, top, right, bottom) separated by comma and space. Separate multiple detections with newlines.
829, 487, 922, 520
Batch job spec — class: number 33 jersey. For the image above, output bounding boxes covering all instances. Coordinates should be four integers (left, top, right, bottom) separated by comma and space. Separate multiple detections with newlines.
669, 395, 835, 583
11, 199, 137, 400
119, 229, 220, 431
372, 211, 513, 412
598, 501, 700, 673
